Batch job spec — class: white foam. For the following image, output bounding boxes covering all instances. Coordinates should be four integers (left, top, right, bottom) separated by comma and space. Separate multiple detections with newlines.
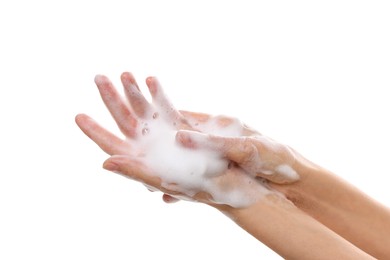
275, 164, 299, 181
125, 105, 271, 208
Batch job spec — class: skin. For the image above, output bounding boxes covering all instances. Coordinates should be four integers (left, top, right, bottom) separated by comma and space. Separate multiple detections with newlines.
75, 72, 380, 259
177, 116, 390, 259
76, 73, 266, 203
228, 195, 373, 260
273, 157, 390, 259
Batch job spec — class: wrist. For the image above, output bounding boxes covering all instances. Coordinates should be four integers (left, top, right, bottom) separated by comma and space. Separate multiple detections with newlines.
269, 152, 390, 259
216, 192, 373, 259
269, 150, 329, 212
209, 192, 297, 234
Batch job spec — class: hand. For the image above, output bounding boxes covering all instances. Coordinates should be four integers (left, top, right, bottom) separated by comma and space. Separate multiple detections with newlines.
175, 130, 300, 184
76, 72, 272, 208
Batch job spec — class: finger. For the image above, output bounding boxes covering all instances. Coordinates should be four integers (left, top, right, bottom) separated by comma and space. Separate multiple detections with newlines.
176, 131, 299, 184
75, 114, 127, 155
145, 77, 182, 122
95, 75, 138, 137
103, 155, 163, 188
179, 110, 212, 123
162, 194, 180, 203
176, 130, 256, 164
180, 111, 237, 127
180, 111, 250, 136
121, 72, 150, 118
179, 110, 212, 129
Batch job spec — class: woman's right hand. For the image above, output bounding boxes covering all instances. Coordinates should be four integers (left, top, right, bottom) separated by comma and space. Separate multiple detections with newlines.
175, 123, 300, 184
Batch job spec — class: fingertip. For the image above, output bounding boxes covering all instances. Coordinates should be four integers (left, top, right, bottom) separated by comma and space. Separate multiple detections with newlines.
175, 130, 187, 141
120, 71, 130, 79
145, 76, 158, 95
176, 130, 215, 150
121, 71, 136, 84
120, 72, 129, 82
175, 130, 196, 148
75, 113, 92, 128
162, 194, 179, 203
102, 160, 119, 172
103, 155, 129, 172
94, 74, 108, 85
145, 76, 155, 83
75, 113, 86, 124
145, 76, 153, 86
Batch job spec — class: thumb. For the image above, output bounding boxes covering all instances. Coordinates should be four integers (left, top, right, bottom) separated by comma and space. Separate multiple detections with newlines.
175, 130, 257, 165
102, 155, 161, 187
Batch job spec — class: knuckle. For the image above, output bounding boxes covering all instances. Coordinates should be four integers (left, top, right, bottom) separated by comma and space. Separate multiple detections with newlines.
239, 137, 257, 164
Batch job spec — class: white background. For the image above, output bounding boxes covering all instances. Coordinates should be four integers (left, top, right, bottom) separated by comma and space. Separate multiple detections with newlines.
1, 1, 389, 259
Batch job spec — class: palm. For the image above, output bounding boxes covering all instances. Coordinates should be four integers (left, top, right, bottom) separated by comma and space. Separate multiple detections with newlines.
76, 72, 269, 206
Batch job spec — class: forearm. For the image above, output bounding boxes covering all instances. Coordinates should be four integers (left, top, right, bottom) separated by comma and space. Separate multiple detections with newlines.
221, 194, 373, 260
271, 154, 390, 259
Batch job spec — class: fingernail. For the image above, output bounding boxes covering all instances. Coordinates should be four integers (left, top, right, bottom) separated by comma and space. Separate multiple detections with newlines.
176, 131, 191, 145
176, 130, 187, 141
103, 161, 119, 172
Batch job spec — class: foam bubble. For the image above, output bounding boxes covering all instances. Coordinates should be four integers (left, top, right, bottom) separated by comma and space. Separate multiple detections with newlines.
275, 164, 299, 181
125, 105, 270, 208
